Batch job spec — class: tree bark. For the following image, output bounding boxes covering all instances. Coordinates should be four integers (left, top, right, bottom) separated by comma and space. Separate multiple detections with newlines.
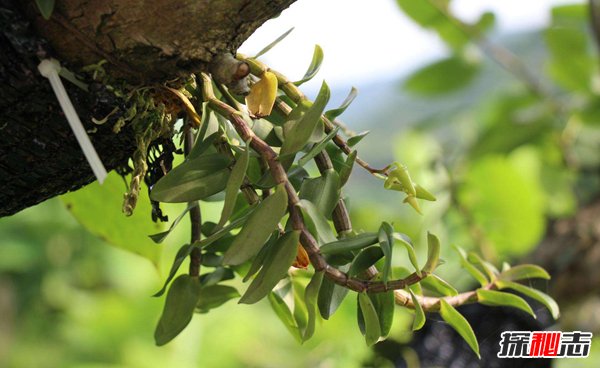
0, 0, 295, 217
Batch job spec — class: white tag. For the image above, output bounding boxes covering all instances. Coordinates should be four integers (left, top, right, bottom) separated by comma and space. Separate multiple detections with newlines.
38, 59, 108, 184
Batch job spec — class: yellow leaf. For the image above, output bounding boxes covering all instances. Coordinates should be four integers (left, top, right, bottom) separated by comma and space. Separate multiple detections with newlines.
246, 71, 278, 117
164, 87, 201, 127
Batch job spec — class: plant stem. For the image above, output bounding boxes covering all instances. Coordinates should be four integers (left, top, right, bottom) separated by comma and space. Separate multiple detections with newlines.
184, 126, 202, 277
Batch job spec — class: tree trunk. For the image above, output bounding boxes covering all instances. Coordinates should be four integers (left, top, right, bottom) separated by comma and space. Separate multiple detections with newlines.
0, 0, 295, 217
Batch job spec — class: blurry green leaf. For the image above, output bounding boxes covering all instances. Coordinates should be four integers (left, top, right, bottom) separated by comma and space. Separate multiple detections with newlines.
499, 264, 551, 281
357, 293, 381, 346
420, 274, 458, 296
545, 27, 592, 92
439, 299, 480, 358
395, 0, 469, 50
378, 222, 394, 284
268, 291, 302, 343
188, 131, 221, 161
149, 203, 197, 243
349, 246, 384, 277
476, 289, 535, 318
495, 280, 560, 319
150, 153, 231, 203
153, 244, 193, 297
215, 143, 251, 232
370, 290, 395, 338
239, 230, 299, 304
302, 271, 324, 341
254, 27, 294, 58
320, 232, 378, 255
294, 45, 324, 86
454, 245, 488, 286
475, 11, 495, 33
325, 87, 358, 120
318, 264, 350, 319
297, 199, 337, 244
280, 81, 330, 156
339, 150, 357, 187
409, 289, 426, 331
299, 169, 340, 218
223, 184, 288, 265
394, 233, 421, 277
347, 131, 370, 147
298, 127, 340, 167
154, 275, 201, 346
423, 232, 440, 273
35, 0, 55, 19
196, 285, 240, 313
404, 57, 478, 96
61, 172, 162, 266
458, 155, 545, 257
293, 278, 309, 334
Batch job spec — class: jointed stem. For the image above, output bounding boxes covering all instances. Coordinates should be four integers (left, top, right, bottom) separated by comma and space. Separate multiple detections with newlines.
184, 127, 202, 277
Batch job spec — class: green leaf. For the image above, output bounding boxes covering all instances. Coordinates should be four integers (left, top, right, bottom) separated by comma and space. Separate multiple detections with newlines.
499, 264, 551, 281
394, 234, 421, 277
196, 285, 240, 313
378, 222, 394, 284
420, 274, 458, 296
149, 203, 197, 243
339, 150, 357, 187
495, 280, 560, 319
404, 57, 479, 96
409, 289, 426, 331
61, 172, 162, 267
347, 131, 370, 147
268, 291, 302, 343
302, 271, 324, 341
239, 230, 299, 304
476, 289, 535, 318
320, 232, 378, 255
280, 81, 330, 156
370, 290, 395, 338
298, 127, 340, 167
423, 232, 441, 273
297, 199, 337, 245
348, 246, 384, 277
197, 214, 249, 250
294, 45, 324, 86
199, 267, 234, 287
318, 264, 350, 319
358, 293, 381, 346
154, 275, 202, 346
222, 184, 288, 265
150, 153, 231, 203
454, 245, 488, 287
325, 87, 358, 120
439, 299, 480, 358
298, 169, 341, 218
254, 27, 295, 58
35, 0, 55, 19
243, 232, 277, 282
467, 252, 498, 282
215, 142, 251, 232
153, 244, 193, 297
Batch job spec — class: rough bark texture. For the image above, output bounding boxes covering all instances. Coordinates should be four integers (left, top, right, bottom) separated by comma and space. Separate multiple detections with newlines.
0, 0, 294, 217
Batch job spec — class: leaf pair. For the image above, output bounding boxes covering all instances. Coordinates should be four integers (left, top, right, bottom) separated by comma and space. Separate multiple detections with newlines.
357, 290, 395, 346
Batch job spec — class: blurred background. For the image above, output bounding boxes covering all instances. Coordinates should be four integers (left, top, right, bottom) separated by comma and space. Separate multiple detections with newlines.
3, 0, 600, 366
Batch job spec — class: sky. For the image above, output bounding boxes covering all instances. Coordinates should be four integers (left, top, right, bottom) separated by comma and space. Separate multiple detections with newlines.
239, 0, 583, 92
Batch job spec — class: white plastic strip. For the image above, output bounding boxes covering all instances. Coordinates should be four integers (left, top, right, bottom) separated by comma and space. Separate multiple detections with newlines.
38, 59, 107, 184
